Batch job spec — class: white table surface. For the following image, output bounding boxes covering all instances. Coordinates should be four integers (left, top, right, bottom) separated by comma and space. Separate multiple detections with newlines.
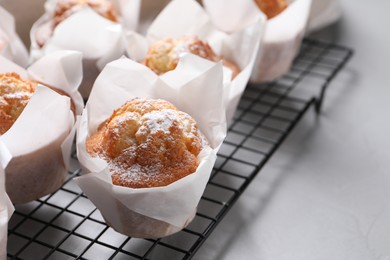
2, 1, 389, 260
194, 1, 390, 259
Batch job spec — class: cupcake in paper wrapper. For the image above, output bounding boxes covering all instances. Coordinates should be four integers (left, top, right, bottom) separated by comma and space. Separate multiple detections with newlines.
0, 143, 14, 259
203, 0, 312, 83
75, 55, 226, 238
0, 51, 83, 204
30, 0, 141, 98
0, 6, 29, 67
125, 0, 266, 126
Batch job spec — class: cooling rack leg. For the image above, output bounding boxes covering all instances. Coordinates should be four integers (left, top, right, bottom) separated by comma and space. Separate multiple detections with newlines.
315, 81, 329, 113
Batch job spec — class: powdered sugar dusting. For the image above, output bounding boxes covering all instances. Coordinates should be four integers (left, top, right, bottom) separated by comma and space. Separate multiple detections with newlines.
110, 161, 163, 186
138, 109, 178, 135
87, 98, 206, 188
1, 73, 38, 134
171, 36, 210, 61
171, 41, 190, 60
1, 92, 33, 100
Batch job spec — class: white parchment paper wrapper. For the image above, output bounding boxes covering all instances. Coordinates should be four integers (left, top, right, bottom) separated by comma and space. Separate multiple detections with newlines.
75, 56, 227, 238
307, 0, 341, 33
0, 142, 14, 260
126, 0, 266, 126
30, 0, 141, 98
203, 0, 312, 83
0, 6, 29, 67
0, 52, 83, 204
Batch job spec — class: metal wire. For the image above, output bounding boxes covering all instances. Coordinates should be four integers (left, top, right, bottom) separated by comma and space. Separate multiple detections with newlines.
7, 39, 353, 260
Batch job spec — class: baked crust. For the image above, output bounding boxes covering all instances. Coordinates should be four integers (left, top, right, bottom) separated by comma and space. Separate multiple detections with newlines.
254, 0, 288, 19
144, 36, 240, 78
86, 98, 205, 188
0, 72, 75, 135
53, 0, 118, 27
0, 73, 37, 135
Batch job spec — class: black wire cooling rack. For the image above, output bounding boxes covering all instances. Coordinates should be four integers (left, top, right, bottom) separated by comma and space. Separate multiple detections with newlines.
7, 39, 353, 260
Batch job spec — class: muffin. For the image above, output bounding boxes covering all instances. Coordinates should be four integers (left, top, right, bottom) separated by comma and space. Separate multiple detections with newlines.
254, 0, 288, 19
82, 97, 209, 238
0, 73, 36, 134
0, 71, 77, 204
143, 36, 240, 78
36, 0, 119, 47
75, 56, 226, 238
0, 72, 75, 135
53, 0, 118, 25
250, 0, 312, 82
86, 97, 206, 188
32, 0, 140, 99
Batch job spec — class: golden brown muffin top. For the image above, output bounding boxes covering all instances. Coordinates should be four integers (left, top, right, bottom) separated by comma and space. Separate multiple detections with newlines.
86, 98, 206, 188
0, 72, 75, 135
144, 36, 240, 78
53, 0, 118, 27
0, 73, 37, 135
255, 0, 288, 19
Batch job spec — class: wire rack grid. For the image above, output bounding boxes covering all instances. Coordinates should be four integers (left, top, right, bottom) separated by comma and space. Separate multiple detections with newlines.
7, 39, 353, 260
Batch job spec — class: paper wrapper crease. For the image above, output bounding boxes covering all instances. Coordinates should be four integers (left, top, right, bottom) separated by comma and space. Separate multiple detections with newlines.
75, 55, 227, 238
0, 142, 14, 260
126, 0, 266, 126
0, 6, 29, 67
0, 52, 83, 204
29, 0, 141, 98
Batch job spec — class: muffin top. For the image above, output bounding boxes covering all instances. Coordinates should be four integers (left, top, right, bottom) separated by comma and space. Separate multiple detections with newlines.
144, 35, 240, 78
53, 0, 118, 27
0, 73, 37, 135
86, 98, 206, 188
254, 0, 288, 19
0, 72, 75, 135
